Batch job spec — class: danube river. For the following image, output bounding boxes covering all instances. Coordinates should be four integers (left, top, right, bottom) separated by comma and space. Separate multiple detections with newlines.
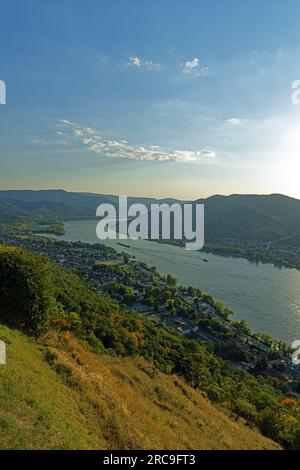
49, 219, 300, 343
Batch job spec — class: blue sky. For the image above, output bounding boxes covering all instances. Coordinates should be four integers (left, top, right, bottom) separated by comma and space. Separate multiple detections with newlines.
1, 0, 300, 199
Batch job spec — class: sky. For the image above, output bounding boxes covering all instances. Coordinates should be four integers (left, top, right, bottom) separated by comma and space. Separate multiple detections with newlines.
1, 0, 300, 200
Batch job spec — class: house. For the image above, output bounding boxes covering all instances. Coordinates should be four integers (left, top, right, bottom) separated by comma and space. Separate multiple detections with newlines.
267, 359, 286, 370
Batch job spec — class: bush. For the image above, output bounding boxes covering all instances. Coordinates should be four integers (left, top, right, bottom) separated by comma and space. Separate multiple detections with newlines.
0, 246, 57, 333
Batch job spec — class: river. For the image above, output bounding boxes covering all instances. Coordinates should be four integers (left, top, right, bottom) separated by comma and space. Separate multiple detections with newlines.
48, 219, 300, 343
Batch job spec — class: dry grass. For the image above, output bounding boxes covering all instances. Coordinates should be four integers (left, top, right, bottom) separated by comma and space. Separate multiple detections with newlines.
0, 323, 282, 450
38, 330, 281, 450
0, 325, 106, 449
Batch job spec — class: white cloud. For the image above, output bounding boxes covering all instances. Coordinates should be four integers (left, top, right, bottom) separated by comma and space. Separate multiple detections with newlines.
127, 56, 162, 71
225, 117, 269, 128
128, 56, 142, 67
182, 58, 200, 74
226, 118, 242, 125
127, 56, 210, 75
181, 58, 209, 78
57, 119, 216, 163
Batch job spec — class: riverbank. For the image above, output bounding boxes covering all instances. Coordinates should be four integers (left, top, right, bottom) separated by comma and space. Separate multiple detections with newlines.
155, 238, 300, 271
25, 218, 300, 343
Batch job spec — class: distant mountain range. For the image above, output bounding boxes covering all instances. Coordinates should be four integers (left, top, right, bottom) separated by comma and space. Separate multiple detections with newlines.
0, 189, 180, 223
1, 189, 300, 242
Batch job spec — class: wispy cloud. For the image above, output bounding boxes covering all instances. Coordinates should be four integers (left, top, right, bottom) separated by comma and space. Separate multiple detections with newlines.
181, 58, 208, 77
127, 56, 162, 71
32, 138, 49, 145
126, 56, 210, 77
225, 118, 242, 126
57, 119, 216, 163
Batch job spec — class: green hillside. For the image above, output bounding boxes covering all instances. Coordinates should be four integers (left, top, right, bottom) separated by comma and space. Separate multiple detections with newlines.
0, 245, 299, 450
0, 325, 106, 449
0, 325, 281, 450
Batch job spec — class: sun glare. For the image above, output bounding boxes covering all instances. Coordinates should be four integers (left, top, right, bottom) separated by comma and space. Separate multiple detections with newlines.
274, 123, 300, 198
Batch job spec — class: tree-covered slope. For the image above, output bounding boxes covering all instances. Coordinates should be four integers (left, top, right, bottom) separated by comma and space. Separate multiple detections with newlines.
0, 245, 299, 449
198, 193, 300, 240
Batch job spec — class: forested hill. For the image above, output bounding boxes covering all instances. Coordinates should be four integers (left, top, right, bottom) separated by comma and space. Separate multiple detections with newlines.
1, 189, 300, 242
196, 193, 300, 241
0, 245, 299, 449
0, 189, 180, 223
0, 190, 118, 222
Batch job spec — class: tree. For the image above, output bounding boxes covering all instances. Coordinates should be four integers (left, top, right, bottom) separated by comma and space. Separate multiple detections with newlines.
166, 274, 177, 286
0, 246, 57, 333
230, 399, 258, 428
258, 408, 283, 440
175, 355, 201, 389
235, 319, 252, 335
253, 355, 268, 372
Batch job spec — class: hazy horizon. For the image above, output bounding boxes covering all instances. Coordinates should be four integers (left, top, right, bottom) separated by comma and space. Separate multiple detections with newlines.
0, 186, 299, 203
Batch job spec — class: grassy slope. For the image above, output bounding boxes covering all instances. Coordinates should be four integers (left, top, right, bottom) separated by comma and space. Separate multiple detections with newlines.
0, 325, 281, 450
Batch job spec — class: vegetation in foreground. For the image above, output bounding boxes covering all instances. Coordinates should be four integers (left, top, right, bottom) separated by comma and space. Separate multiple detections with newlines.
0, 325, 281, 450
0, 245, 300, 449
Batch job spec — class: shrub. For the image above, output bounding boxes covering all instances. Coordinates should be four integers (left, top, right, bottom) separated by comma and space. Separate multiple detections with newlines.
0, 246, 57, 333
